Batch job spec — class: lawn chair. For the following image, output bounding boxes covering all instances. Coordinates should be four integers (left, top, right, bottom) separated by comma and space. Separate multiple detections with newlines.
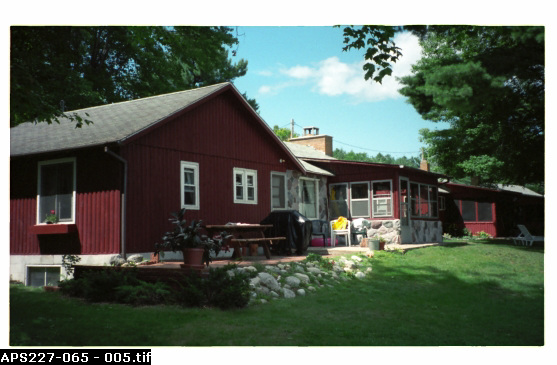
330, 217, 351, 247
311, 220, 330, 247
514, 224, 544, 246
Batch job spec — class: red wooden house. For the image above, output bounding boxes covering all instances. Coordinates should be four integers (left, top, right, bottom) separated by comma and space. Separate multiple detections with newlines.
286, 130, 447, 245
439, 183, 544, 238
10, 83, 331, 285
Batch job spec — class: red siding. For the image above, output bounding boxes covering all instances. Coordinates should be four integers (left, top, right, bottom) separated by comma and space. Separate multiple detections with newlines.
123, 91, 294, 253
10, 149, 121, 255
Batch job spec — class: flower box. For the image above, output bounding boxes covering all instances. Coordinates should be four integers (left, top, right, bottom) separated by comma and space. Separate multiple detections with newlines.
30, 224, 77, 235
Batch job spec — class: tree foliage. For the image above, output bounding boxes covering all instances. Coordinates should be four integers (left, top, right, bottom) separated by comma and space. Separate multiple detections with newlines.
272, 125, 299, 141
333, 148, 420, 168
10, 26, 251, 127
340, 25, 545, 186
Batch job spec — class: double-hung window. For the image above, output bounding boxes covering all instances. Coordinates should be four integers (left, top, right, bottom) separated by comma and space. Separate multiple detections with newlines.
271, 172, 287, 210
234, 168, 257, 204
329, 183, 348, 218
37, 158, 76, 224
350, 182, 370, 218
299, 178, 318, 219
372, 180, 393, 217
181, 161, 200, 210
457, 200, 493, 222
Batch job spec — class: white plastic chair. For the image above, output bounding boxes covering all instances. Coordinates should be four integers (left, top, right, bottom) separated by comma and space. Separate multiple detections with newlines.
330, 218, 351, 247
514, 224, 544, 246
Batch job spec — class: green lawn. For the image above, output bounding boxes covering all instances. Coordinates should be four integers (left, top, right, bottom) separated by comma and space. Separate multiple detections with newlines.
9, 241, 544, 346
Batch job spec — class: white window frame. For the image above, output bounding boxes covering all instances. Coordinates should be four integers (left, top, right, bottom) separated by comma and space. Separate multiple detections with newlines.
36, 157, 76, 225
270, 172, 287, 210
299, 177, 319, 219
329, 183, 349, 219
233, 168, 258, 204
350, 181, 370, 218
180, 161, 200, 210
372, 179, 393, 218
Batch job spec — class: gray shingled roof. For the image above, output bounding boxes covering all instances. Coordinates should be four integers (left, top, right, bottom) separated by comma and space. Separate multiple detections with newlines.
497, 184, 543, 197
10, 83, 230, 156
284, 142, 336, 160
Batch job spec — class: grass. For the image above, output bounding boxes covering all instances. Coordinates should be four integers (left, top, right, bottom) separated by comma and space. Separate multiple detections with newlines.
9, 241, 544, 346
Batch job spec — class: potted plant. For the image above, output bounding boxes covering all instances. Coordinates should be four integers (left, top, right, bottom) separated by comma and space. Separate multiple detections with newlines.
154, 208, 231, 270
44, 210, 59, 224
378, 236, 386, 250
368, 236, 380, 250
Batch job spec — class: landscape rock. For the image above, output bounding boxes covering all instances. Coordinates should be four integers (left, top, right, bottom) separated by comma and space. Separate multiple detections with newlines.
244, 266, 258, 273
351, 255, 363, 262
258, 272, 281, 292
283, 288, 296, 299
127, 254, 144, 263
355, 272, 366, 279
307, 267, 322, 275
285, 276, 301, 288
294, 273, 310, 284
297, 289, 306, 296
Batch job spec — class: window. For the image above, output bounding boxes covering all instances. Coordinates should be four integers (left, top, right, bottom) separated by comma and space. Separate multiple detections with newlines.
37, 158, 76, 224
477, 202, 493, 222
461, 200, 476, 221
271, 172, 286, 210
27, 266, 60, 287
329, 183, 348, 218
457, 200, 493, 222
234, 168, 257, 204
410, 183, 439, 218
372, 180, 393, 217
439, 196, 446, 211
299, 178, 318, 219
350, 182, 370, 218
181, 161, 199, 210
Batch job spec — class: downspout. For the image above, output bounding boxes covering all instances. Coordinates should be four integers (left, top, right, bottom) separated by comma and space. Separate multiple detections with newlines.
104, 146, 128, 259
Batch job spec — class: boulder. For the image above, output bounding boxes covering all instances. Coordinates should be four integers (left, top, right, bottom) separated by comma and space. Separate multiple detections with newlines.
285, 276, 301, 288
283, 288, 296, 299
355, 272, 366, 279
258, 272, 281, 292
307, 267, 322, 275
294, 273, 310, 283
297, 289, 306, 296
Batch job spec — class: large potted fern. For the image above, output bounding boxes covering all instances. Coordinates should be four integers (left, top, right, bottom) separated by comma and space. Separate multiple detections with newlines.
155, 209, 230, 270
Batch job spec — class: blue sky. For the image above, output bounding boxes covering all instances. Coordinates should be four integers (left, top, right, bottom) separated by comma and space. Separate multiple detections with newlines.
231, 26, 448, 158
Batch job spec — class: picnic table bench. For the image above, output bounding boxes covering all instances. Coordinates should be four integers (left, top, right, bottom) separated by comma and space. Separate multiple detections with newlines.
204, 224, 285, 259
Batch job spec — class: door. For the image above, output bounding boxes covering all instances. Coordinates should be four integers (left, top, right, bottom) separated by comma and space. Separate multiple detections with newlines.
399, 177, 412, 243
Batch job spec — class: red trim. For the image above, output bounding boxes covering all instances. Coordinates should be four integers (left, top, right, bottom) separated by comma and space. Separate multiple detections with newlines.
30, 224, 77, 235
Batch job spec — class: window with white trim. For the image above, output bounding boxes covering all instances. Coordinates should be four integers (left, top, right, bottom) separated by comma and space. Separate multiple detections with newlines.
27, 266, 61, 287
410, 183, 439, 218
350, 182, 370, 218
299, 178, 318, 219
271, 172, 287, 210
37, 158, 76, 224
181, 161, 200, 210
329, 183, 348, 218
234, 168, 257, 204
372, 180, 393, 217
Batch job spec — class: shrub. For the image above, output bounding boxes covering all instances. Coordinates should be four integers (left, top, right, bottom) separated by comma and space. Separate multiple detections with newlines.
59, 268, 139, 303
114, 281, 172, 306
204, 265, 251, 310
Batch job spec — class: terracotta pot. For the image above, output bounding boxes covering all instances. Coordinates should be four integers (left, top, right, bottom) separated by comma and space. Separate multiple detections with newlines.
379, 241, 385, 250
181, 248, 205, 270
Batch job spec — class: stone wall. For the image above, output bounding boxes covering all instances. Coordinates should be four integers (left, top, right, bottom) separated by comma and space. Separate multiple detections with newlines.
353, 219, 402, 244
411, 220, 443, 243
285, 170, 328, 221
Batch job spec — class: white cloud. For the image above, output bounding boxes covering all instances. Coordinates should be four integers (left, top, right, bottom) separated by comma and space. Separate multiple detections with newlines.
269, 32, 422, 103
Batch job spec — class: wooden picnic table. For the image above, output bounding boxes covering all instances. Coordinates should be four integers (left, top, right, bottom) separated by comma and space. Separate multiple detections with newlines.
204, 224, 285, 259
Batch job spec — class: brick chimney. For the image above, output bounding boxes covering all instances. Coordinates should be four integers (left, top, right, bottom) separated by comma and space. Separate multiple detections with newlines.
288, 126, 333, 157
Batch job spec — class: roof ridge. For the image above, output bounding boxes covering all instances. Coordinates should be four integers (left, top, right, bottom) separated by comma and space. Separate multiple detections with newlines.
62, 82, 231, 115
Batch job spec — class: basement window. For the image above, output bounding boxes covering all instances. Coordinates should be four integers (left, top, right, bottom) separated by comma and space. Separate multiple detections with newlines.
27, 266, 61, 287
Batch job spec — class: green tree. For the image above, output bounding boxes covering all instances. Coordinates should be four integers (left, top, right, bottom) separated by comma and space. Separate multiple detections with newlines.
403, 26, 544, 186
273, 125, 298, 141
10, 26, 250, 127
333, 148, 420, 168
340, 25, 544, 186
